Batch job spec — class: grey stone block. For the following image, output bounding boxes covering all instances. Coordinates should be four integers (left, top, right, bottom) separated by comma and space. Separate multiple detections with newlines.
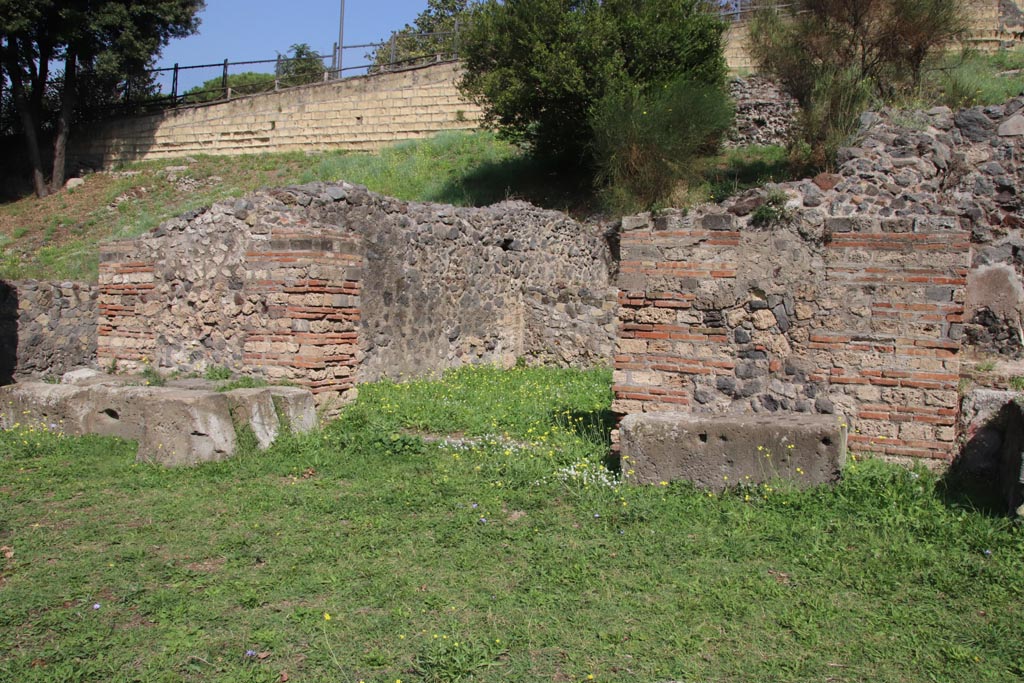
267, 386, 318, 433
620, 412, 847, 491
226, 388, 281, 449
0, 382, 93, 434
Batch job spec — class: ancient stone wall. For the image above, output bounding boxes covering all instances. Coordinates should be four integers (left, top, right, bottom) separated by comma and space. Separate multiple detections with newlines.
358, 199, 615, 381
69, 62, 483, 169
726, 76, 797, 148
614, 98, 1024, 464
0, 280, 98, 383
97, 184, 615, 404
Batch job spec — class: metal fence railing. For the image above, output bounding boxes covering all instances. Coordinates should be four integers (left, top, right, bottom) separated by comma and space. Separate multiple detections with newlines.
146, 29, 463, 108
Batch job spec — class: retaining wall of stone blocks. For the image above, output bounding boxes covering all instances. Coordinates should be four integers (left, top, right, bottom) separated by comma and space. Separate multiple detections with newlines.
69, 62, 483, 169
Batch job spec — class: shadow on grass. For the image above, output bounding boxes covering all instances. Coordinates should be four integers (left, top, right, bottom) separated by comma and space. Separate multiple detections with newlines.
556, 407, 619, 472
935, 468, 1012, 517
698, 145, 812, 203
430, 154, 598, 214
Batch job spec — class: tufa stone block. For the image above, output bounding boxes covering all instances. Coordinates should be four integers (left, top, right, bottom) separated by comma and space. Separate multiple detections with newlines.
620, 412, 847, 491
225, 388, 281, 449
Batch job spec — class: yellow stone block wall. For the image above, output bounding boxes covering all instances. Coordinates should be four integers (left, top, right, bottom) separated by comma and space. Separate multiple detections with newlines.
70, 62, 483, 168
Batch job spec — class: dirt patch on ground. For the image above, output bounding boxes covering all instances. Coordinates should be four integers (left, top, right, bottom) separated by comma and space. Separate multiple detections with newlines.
185, 557, 227, 573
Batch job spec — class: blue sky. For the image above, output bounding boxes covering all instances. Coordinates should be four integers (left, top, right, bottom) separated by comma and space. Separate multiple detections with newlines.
154, 1, 429, 91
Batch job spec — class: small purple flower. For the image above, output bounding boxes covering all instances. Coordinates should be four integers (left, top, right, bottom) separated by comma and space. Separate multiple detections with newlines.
479, 517, 487, 524
92, 603, 101, 610
245, 649, 257, 658
471, 502, 478, 508
983, 549, 992, 557
593, 513, 600, 518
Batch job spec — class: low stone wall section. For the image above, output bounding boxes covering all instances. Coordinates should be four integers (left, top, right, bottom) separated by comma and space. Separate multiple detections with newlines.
97, 184, 616, 403
0, 280, 98, 383
726, 76, 797, 148
614, 98, 1024, 465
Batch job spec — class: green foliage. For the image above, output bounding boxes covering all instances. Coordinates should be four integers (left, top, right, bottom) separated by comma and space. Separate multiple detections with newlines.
139, 364, 165, 386
369, 0, 473, 70
414, 632, 507, 682
590, 75, 733, 211
458, 0, 729, 170
204, 365, 234, 381
275, 43, 325, 87
928, 48, 1024, 109
0, 0, 204, 194
749, 0, 967, 167
217, 376, 271, 392
749, 187, 793, 227
182, 71, 276, 103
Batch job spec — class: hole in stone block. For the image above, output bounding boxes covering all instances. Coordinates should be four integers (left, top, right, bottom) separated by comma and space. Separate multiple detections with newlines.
699, 432, 708, 443
719, 435, 728, 442
821, 436, 832, 447
102, 408, 119, 420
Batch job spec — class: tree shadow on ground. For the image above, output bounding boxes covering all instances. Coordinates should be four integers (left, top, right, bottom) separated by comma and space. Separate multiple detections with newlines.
699, 147, 812, 203
555, 407, 620, 473
431, 154, 598, 215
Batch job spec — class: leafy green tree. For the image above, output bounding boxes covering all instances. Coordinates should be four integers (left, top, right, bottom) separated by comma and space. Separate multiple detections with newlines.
182, 71, 276, 103
369, 0, 473, 71
458, 0, 730, 208
275, 43, 325, 87
0, 0, 203, 196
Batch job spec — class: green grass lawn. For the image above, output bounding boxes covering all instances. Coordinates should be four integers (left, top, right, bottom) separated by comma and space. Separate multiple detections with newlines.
1, 366, 1022, 682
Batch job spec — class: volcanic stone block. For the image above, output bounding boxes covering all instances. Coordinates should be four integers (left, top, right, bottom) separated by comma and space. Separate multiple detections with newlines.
225, 388, 281, 449
133, 392, 237, 467
620, 412, 847, 490
0, 382, 92, 434
83, 385, 237, 466
267, 386, 318, 433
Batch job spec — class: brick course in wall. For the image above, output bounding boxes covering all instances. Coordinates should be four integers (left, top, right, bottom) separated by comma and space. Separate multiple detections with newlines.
95, 183, 616, 406
614, 97, 1024, 464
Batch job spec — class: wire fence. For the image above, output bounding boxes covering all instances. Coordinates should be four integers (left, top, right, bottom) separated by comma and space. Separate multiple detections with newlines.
142, 28, 464, 109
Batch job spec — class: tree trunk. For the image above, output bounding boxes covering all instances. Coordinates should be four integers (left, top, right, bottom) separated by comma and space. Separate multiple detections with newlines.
30, 41, 51, 139
50, 49, 77, 192
3, 39, 48, 198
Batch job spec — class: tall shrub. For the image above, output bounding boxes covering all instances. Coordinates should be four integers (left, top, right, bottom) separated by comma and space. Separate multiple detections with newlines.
591, 76, 733, 210
458, 0, 731, 208
750, 0, 967, 165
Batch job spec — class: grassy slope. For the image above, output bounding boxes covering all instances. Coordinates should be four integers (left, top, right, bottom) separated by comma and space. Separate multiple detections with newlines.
1, 366, 1022, 682
0, 130, 789, 283
3, 48, 1024, 283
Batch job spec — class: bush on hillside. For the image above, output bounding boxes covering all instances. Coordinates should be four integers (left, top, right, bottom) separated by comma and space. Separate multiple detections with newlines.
182, 72, 276, 103
750, 0, 967, 166
458, 0, 731, 210
591, 75, 734, 211
275, 43, 326, 87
